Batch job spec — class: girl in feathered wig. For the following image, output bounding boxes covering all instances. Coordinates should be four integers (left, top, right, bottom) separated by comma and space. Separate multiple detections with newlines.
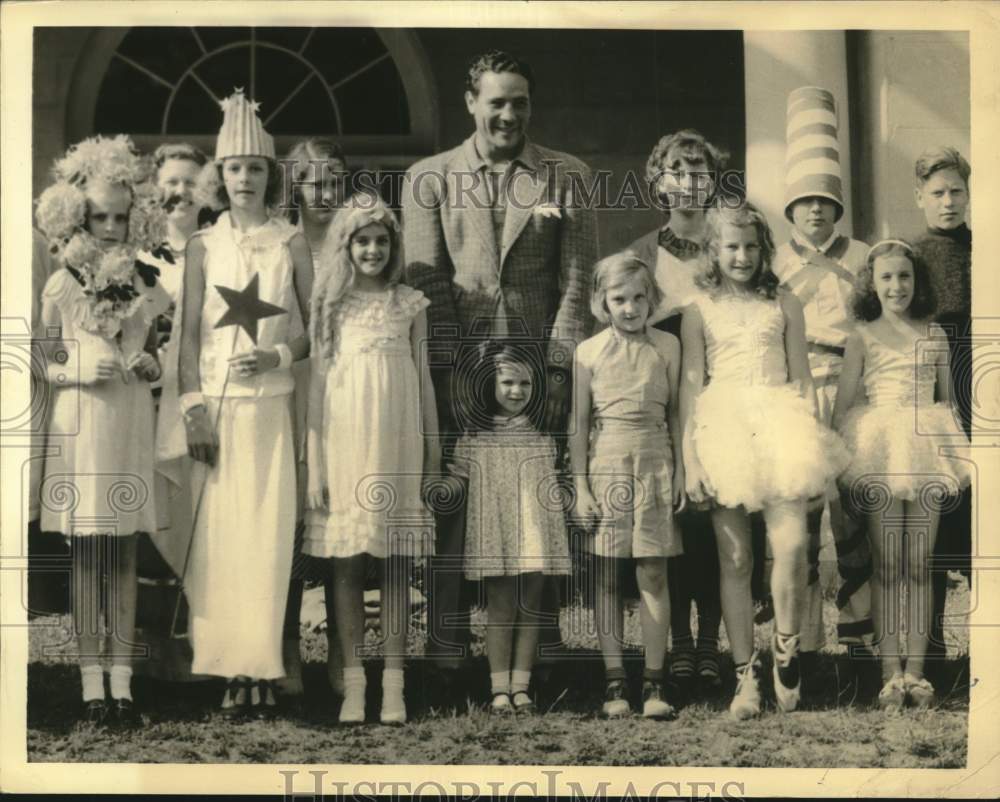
305, 193, 440, 725
34, 134, 170, 726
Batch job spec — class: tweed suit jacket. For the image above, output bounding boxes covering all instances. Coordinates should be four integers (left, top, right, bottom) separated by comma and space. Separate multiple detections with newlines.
402, 135, 598, 424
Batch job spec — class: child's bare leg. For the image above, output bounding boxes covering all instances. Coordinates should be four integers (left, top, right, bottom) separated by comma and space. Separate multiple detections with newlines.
713, 508, 754, 665
765, 499, 808, 638
107, 534, 138, 665
869, 499, 904, 680
594, 556, 625, 672
903, 500, 940, 681
379, 554, 411, 723
485, 576, 516, 678
107, 534, 138, 703
635, 557, 670, 672
333, 555, 368, 722
333, 555, 367, 668
379, 555, 410, 671
72, 536, 104, 702
512, 572, 544, 674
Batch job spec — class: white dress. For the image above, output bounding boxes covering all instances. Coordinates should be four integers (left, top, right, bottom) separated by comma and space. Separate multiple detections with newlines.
185, 213, 300, 680
303, 285, 434, 559
838, 322, 971, 502
690, 292, 849, 512
40, 268, 160, 537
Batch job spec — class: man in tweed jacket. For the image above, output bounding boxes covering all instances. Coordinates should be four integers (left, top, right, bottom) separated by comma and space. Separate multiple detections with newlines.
403, 50, 598, 677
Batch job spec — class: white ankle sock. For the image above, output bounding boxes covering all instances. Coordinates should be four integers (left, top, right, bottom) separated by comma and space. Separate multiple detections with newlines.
340, 666, 367, 723
381, 668, 406, 722
490, 671, 511, 695
80, 664, 104, 703
511, 670, 531, 695
109, 664, 133, 701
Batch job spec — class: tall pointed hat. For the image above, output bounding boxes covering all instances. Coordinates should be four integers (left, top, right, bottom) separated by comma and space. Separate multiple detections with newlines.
783, 86, 844, 221
215, 88, 275, 161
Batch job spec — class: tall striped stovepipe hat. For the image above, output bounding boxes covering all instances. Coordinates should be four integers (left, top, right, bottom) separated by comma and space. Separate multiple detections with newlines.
784, 86, 844, 222
214, 88, 275, 161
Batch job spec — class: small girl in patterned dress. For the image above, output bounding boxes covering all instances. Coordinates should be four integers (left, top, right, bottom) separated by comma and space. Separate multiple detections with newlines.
447, 340, 570, 714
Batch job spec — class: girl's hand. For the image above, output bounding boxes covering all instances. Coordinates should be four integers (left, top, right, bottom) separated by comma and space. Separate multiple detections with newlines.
184, 405, 218, 466
126, 351, 160, 382
88, 357, 122, 385
228, 347, 279, 378
673, 463, 687, 514
573, 482, 602, 524
684, 457, 715, 505
306, 477, 329, 511
306, 429, 328, 510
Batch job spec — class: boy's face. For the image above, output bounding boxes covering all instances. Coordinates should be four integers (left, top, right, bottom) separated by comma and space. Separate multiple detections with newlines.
790, 196, 838, 245
915, 167, 969, 230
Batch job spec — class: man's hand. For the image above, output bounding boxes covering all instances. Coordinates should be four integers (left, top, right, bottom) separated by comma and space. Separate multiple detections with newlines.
543, 366, 571, 431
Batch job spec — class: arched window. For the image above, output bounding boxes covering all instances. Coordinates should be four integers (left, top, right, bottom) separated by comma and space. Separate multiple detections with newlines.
71, 27, 438, 164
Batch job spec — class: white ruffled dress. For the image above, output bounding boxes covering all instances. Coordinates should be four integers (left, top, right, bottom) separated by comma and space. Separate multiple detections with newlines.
304, 285, 434, 559
690, 293, 849, 512
838, 322, 971, 502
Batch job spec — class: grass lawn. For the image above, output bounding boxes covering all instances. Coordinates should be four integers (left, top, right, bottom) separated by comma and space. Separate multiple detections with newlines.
26, 577, 970, 767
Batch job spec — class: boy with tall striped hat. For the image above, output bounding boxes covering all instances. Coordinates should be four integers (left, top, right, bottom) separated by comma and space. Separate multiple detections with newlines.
772, 86, 874, 703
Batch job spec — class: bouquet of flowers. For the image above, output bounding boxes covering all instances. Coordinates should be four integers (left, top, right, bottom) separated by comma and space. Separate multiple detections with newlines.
35, 135, 168, 336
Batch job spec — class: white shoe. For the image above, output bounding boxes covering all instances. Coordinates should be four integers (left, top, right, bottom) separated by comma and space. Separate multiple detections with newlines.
601, 679, 631, 718
878, 673, 906, 711
339, 684, 366, 724
772, 633, 801, 713
730, 657, 762, 720
903, 673, 935, 708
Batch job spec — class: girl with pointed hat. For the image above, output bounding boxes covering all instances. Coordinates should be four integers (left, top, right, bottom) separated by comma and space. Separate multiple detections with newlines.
174, 89, 315, 716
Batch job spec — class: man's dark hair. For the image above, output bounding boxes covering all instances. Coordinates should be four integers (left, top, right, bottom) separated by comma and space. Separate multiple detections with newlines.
465, 50, 536, 96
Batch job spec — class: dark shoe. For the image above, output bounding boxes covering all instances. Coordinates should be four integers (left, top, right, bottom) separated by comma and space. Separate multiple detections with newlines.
111, 698, 139, 729
253, 680, 280, 720
641, 680, 677, 720
82, 699, 108, 726
220, 677, 252, 718
696, 641, 722, 690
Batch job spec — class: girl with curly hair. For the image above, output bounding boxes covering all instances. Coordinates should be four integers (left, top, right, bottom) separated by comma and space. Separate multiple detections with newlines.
305, 193, 439, 725
680, 203, 848, 720
35, 134, 171, 726
832, 239, 970, 710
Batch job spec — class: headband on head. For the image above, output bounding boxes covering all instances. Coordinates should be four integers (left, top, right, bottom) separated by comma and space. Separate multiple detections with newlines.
866, 238, 914, 261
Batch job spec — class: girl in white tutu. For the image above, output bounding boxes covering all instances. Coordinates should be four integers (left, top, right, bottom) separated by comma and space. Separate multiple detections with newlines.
680, 203, 848, 720
832, 239, 970, 709
306, 193, 439, 725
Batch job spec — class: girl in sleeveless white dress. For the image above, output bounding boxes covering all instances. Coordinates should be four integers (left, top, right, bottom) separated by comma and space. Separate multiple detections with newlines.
832, 239, 970, 709
35, 134, 170, 724
177, 91, 314, 716
306, 193, 439, 725
680, 205, 848, 720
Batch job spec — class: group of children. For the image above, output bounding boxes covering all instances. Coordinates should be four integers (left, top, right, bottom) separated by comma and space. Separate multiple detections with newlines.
31, 84, 972, 729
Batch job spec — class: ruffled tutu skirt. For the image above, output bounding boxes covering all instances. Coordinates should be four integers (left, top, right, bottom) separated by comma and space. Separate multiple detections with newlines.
692, 382, 850, 512
838, 402, 971, 502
